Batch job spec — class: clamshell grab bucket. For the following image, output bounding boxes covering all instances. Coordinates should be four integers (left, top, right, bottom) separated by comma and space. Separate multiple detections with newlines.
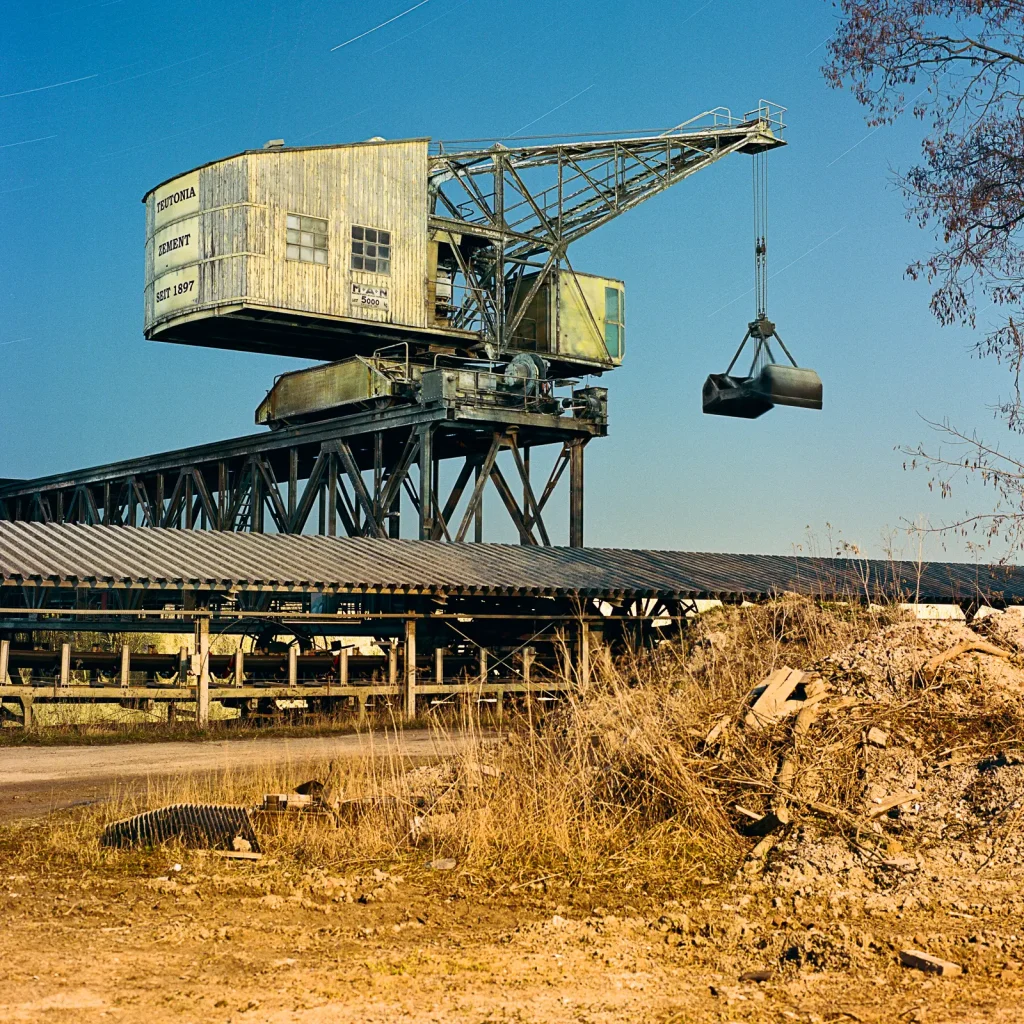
702, 364, 823, 419
758, 364, 822, 410
702, 373, 773, 419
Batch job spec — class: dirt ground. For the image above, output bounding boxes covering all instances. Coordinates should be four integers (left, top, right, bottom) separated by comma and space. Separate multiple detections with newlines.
0, 845, 1022, 1023
6, 605, 1024, 1021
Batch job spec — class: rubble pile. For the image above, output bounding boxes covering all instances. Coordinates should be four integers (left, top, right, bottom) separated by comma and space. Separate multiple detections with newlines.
705, 606, 1024, 911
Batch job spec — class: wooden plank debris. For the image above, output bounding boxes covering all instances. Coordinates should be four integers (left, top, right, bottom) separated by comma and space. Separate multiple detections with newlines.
743, 668, 805, 730
922, 639, 1012, 679
867, 790, 919, 818
704, 714, 731, 746
899, 949, 962, 977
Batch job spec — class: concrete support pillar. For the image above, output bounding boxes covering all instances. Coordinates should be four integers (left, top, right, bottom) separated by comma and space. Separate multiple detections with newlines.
119, 646, 131, 688
404, 619, 417, 721
59, 642, 71, 688
522, 645, 533, 685
479, 646, 488, 686
196, 620, 210, 728
233, 648, 244, 686
434, 646, 444, 686
339, 647, 349, 685
0, 639, 9, 685
288, 645, 298, 687
357, 693, 367, 725
19, 695, 33, 729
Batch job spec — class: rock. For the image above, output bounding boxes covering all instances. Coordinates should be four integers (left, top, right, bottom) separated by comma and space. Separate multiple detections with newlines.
867, 726, 888, 748
899, 949, 963, 977
231, 836, 252, 853
428, 858, 457, 871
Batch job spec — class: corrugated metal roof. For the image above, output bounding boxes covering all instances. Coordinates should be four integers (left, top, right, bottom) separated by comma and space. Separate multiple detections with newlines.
0, 522, 1022, 603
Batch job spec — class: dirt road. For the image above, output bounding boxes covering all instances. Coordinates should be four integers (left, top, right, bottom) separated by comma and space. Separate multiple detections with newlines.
0, 729, 478, 821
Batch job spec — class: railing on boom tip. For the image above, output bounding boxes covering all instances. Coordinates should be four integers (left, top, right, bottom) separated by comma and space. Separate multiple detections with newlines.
745, 99, 787, 138
430, 100, 787, 156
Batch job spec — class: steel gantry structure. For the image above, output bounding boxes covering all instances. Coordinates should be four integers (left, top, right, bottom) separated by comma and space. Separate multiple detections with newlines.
0, 383, 603, 545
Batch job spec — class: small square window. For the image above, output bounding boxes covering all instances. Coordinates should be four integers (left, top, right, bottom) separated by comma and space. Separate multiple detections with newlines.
285, 213, 328, 264
351, 225, 391, 275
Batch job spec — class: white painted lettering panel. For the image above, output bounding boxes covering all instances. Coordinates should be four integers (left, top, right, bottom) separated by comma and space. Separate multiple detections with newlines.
153, 215, 199, 274
153, 265, 200, 315
351, 283, 389, 312
153, 170, 200, 230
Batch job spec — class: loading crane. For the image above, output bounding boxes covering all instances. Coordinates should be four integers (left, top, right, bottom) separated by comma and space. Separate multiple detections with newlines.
702, 143, 823, 417
140, 99, 819, 420
0, 101, 823, 548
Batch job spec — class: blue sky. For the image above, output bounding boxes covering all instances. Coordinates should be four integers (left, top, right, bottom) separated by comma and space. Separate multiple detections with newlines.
0, 0, 1014, 558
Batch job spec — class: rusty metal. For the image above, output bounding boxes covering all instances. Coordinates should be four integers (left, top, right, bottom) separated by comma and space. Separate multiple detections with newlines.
101, 803, 260, 852
1, 522, 1022, 608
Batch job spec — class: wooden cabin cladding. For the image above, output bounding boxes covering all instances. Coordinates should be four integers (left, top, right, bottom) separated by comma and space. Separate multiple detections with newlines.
143, 139, 429, 351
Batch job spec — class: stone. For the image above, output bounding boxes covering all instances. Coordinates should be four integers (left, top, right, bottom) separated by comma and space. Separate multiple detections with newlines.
899, 949, 963, 977
866, 727, 888, 748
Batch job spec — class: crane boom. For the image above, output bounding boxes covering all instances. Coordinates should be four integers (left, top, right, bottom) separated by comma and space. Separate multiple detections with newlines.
426, 101, 786, 356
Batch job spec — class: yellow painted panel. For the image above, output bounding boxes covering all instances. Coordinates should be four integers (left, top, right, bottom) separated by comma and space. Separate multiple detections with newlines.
558, 273, 607, 363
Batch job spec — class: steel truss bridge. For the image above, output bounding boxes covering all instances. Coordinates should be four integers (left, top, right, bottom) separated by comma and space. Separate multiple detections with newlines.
0, 389, 602, 546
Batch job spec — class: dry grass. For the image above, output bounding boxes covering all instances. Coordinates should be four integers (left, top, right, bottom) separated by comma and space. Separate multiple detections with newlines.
10, 596, 1018, 892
